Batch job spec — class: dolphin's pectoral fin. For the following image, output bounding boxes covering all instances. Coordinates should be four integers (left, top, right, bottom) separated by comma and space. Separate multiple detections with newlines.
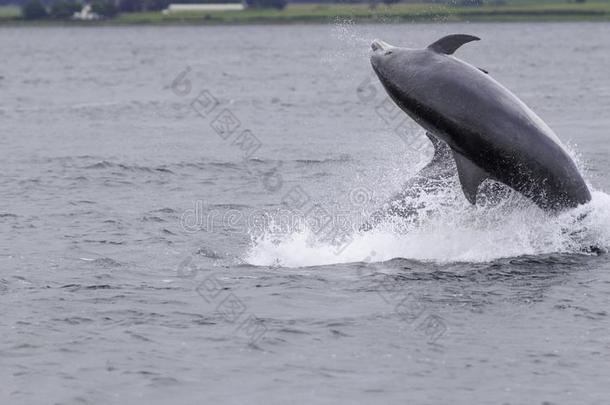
452, 151, 488, 204
427, 34, 480, 55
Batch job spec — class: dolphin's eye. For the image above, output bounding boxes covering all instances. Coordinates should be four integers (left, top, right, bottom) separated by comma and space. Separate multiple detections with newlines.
385, 50, 393, 55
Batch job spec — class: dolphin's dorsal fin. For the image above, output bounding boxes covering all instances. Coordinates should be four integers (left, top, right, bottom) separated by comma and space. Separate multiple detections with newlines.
427, 34, 480, 55
452, 151, 488, 204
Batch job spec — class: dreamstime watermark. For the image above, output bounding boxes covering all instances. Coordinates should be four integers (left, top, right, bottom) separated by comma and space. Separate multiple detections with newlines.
172, 67, 261, 159
357, 253, 447, 344
357, 73, 430, 154
168, 66, 447, 344
167, 65, 431, 256
180, 184, 374, 255
176, 250, 446, 346
378, 275, 447, 344
169, 66, 284, 193
177, 256, 268, 346
181, 202, 366, 236
280, 184, 374, 254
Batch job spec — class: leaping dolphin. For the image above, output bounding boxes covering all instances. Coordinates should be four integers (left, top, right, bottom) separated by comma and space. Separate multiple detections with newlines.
370, 34, 591, 215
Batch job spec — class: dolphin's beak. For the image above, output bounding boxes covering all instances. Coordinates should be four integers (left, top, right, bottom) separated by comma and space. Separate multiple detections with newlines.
371, 39, 392, 52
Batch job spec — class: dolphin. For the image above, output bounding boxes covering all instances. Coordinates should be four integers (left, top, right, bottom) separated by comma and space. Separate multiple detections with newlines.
369, 34, 591, 216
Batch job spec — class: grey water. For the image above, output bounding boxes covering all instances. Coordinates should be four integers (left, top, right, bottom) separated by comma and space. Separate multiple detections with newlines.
1, 23, 610, 404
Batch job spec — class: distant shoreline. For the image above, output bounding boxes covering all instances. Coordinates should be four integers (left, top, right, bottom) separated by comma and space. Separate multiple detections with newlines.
2, 2, 610, 26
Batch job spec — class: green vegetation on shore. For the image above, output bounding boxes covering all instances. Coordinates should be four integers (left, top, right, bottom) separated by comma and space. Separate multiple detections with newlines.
2, 0, 610, 25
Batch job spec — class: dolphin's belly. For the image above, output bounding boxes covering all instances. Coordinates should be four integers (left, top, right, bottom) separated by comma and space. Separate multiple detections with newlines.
412, 63, 591, 209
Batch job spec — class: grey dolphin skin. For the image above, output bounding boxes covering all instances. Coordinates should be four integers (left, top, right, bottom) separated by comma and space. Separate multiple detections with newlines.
370, 35, 591, 213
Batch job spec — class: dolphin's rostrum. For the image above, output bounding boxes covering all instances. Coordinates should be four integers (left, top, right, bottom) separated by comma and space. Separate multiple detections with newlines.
370, 34, 591, 213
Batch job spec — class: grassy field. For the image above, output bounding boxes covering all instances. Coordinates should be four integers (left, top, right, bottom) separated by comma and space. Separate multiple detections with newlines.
2, 1, 610, 25
0, 5, 20, 18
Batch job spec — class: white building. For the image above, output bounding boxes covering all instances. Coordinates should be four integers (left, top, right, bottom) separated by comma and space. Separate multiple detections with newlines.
162, 3, 245, 14
73, 4, 100, 20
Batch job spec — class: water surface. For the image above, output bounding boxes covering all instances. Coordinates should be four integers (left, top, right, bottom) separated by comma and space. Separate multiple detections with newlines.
1, 23, 610, 404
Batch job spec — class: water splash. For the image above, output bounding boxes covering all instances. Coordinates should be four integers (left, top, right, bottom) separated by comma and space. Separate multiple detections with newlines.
245, 119, 608, 268
245, 184, 610, 268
